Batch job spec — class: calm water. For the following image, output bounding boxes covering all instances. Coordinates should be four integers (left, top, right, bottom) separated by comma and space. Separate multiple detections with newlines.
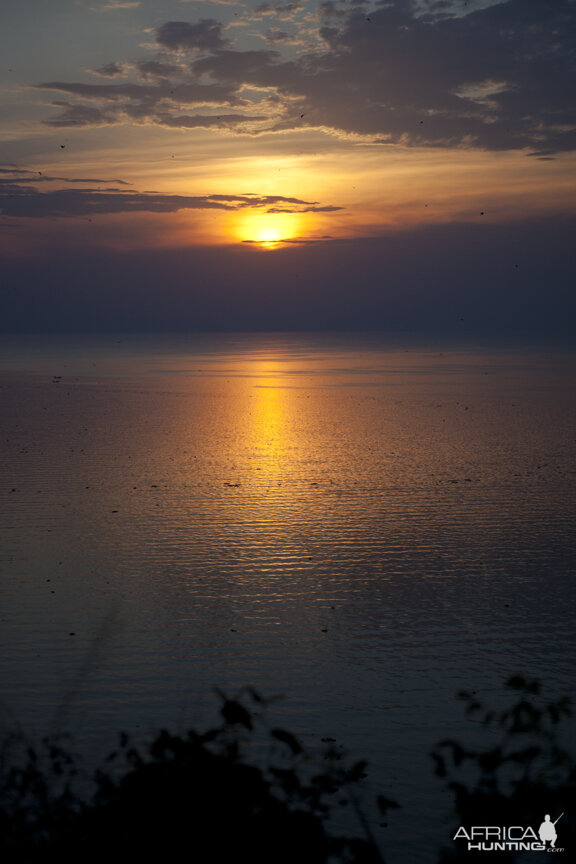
1, 332, 575, 862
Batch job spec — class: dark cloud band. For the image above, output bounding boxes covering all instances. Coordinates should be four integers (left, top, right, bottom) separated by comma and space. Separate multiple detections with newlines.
0, 172, 342, 219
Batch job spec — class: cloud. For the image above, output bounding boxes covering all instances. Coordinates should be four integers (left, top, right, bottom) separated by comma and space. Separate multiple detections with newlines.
264, 28, 293, 43
154, 112, 270, 129
34, 0, 576, 154
136, 60, 183, 81
0, 171, 342, 219
155, 19, 231, 52
179, 0, 239, 4
265, 204, 342, 213
92, 62, 127, 78
44, 101, 117, 127
318, 1, 352, 20
94, 0, 141, 9
0, 168, 130, 186
36, 78, 239, 128
259, 27, 311, 47
254, 2, 304, 20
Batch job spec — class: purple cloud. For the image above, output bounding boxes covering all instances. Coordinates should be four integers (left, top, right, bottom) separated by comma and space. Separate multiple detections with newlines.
0, 172, 342, 219
33, 0, 576, 154
156, 19, 231, 52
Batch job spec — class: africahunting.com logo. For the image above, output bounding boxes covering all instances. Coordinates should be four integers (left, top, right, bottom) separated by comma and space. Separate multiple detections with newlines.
453, 812, 565, 853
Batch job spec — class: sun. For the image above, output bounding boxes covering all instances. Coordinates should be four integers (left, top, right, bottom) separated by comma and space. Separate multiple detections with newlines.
229, 211, 309, 248
256, 225, 284, 248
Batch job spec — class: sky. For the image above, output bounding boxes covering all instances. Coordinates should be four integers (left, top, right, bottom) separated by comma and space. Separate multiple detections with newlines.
1, 0, 575, 336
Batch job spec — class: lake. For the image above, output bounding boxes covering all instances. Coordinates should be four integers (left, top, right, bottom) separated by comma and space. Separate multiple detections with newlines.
1, 332, 575, 861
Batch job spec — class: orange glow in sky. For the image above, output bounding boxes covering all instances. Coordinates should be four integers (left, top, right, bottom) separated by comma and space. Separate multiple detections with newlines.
1, 0, 575, 335
228, 211, 313, 248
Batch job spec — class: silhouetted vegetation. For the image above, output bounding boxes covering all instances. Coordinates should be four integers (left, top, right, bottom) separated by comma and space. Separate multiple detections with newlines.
0, 677, 573, 862
0, 687, 393, 863
432, 675, 575, 861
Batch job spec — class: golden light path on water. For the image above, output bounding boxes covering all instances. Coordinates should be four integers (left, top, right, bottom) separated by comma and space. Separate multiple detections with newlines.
1, 334, 575, 864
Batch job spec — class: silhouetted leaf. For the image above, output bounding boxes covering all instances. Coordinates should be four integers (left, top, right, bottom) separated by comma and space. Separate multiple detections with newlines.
221, 699, 253, 730
271, 728, 303, 755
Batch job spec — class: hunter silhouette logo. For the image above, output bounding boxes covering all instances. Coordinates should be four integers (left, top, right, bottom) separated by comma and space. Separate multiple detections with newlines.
453, 812, 565, 853
538, 813, 563, 849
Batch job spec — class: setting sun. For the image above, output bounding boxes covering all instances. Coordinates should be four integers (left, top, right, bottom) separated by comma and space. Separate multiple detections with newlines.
229, 211, 311, 248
